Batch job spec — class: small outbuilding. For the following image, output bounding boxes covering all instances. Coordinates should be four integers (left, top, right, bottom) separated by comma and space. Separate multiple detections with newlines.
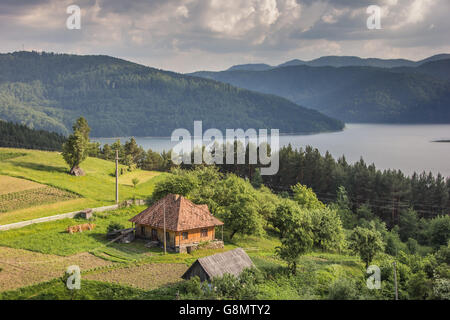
182, 248, 254, 282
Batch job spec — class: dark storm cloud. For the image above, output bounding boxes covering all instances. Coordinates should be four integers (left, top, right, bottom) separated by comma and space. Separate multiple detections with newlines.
0, 0, 448, 72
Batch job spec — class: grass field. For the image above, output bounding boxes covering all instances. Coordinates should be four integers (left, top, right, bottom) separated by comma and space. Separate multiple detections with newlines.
0, 278, 177, 300
0, 148, 165, 224
0, 175, 44, 195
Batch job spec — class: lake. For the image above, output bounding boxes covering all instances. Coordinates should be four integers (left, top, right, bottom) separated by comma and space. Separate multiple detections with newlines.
93, 124, 450, 178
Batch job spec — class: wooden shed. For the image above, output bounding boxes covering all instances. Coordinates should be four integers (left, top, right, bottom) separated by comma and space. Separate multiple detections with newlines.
182, 248, 254, 282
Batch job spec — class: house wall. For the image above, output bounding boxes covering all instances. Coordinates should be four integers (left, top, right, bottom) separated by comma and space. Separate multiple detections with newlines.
135, 224, 216, 248
175, 227, 216, 246
135, 224, 176, 247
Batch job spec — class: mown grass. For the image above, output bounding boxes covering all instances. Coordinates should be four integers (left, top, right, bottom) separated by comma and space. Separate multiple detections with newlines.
0, 148, 166, 224
0, 175, 44, 195
0, 206, 143, 256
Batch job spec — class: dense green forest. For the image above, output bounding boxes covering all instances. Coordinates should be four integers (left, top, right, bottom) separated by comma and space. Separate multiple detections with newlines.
190, 59, 450, 123
91, 136, 450, 239
0, 120, 65, 151
151, 167, 450, 300
0, 51, 343, 137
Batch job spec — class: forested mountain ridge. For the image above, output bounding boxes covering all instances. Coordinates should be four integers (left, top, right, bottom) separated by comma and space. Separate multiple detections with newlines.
0, 51, 344, 137
190, 60, 450, 123
224, 53, 450, 71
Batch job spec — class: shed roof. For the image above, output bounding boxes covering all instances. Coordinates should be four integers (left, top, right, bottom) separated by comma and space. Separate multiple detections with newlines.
129, 194, 223, 232
183, 248, 254, 280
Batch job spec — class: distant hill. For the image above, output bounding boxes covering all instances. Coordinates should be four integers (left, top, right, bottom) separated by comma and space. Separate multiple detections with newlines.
227, 64, 272, 71
223, 53, 450, 71
0, 120, 66, 151
392, 59, 450, 81
190, 62, 450, 123
0, 51, 344, 137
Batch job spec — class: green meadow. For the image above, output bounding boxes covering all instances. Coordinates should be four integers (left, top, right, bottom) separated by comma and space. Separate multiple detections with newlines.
0, 148, 166, 224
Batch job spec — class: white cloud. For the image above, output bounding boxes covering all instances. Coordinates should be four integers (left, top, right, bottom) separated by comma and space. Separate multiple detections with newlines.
0, 0, 448, 72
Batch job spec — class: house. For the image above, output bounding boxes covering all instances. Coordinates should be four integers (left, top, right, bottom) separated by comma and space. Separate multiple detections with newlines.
182, 248, 254, 282
129, 194, 224, 253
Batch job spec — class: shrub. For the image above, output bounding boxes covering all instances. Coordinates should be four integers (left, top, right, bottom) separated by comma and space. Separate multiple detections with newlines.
327, 278, 360, 300
107, 222, 125, 233
180, 268, 263, 300
407, 238, 419, 254
429, 215, 450, 249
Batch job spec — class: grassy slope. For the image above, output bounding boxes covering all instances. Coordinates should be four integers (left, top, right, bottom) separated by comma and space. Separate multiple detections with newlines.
0, 148, 166, 224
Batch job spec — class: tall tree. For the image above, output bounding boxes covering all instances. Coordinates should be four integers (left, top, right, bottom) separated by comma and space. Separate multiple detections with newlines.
348, 226, 384, 268
62, 117, 91, 175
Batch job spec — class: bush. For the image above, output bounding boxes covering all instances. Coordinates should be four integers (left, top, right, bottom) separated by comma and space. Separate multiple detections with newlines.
432, 275, 450, 300
107, 222, 125, 233
407, 238, 419, 254
180, 268, 263, 300
429, 215, 450, 249
327, 278, 360, 300
406, 271, 432, 300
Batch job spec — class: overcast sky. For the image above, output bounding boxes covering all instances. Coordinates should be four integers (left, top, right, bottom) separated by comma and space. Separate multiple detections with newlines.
1, 0, 449, 73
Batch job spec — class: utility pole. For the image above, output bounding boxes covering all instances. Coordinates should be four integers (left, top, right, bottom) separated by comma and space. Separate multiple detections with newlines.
393, 261, 399, 300
163, 200, 167, 255
115, 149, 119, 204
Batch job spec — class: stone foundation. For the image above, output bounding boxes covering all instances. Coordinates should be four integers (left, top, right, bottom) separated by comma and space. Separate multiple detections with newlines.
177, 240, 224, 253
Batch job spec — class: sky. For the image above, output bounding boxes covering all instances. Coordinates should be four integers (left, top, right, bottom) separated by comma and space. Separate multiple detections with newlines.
1, 0, 449, 73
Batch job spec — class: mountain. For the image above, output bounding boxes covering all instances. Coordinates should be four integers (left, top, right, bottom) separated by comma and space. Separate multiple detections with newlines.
0, 51, 344, 137
224, 54, 450, 71
392, 59, 450, 81
300, 56, 415, 68
416, 54, 450, 65
277, 59, 306, 68
190, 62, 450, 123
227, 63, 272, 71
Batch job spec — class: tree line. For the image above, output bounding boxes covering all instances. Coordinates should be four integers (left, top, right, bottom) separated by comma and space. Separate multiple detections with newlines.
62, 117, 449, 231
0, 120, 66, 151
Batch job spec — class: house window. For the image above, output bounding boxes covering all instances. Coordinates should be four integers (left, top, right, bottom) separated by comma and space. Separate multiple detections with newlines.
166, 232, 170, 242
201, 228, 208, 237
182, 232, 188, 240
140, 226, 145, 236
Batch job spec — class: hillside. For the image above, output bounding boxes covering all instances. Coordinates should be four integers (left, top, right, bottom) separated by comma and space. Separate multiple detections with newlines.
0, 51, 343, 137
392, 59, 450, 81
0, 147, 164, 224
190, 62, 450, 123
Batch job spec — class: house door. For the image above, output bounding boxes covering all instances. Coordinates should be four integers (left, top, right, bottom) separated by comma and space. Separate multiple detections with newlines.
151, 229, 157, 241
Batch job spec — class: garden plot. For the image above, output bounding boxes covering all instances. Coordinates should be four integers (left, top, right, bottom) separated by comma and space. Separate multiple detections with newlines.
84, 263, 187, 290
0, 246, 113, 292
0, 175, 79, 213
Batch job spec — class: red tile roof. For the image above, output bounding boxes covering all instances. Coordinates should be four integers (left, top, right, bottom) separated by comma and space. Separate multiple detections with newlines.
129, 194, 223, 232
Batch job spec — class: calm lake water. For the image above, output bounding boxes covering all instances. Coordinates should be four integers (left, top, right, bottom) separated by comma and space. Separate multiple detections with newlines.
93, 124, 450, 178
